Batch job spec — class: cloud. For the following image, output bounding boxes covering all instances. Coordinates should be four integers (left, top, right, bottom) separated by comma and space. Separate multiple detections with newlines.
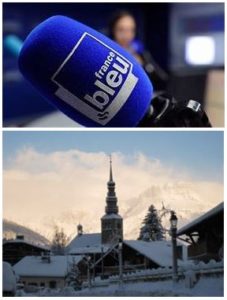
3, 147, 223, 240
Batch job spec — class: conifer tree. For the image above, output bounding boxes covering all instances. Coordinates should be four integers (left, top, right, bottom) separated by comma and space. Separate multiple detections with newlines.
138, 204, 165, 241
66, 258, 81, 290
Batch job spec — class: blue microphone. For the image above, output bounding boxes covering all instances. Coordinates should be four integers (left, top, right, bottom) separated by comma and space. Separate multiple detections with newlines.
19, 15, 153, 127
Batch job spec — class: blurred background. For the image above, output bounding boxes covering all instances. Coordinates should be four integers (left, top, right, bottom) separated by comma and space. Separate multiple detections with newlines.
3, 3, 224, 127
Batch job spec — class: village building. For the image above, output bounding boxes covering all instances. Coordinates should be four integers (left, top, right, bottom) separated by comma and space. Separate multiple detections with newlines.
13, 253, 84, 290
177, 202, 223, 262
3, 234, 50, 266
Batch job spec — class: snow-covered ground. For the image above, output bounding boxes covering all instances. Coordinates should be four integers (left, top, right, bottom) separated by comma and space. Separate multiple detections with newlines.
77, 277, 223, 296
14, 259, 223, 297
17, 276, 223, 297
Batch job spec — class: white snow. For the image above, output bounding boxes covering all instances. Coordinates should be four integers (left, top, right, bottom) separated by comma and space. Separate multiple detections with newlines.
3, 262, 17, 293
17, 276, 223, 297
178, 201, 223, 235
99, 259, 223, 289
124, 240, 185, 267
14, 257, 223, 297
66, 233, 101, 253
67, 233, 110, 254
69, 246, 109, 254
14, 255, 83, 277
79, 276, 223, 296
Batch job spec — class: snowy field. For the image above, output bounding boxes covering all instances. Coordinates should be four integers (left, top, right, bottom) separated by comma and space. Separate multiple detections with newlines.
17, 276, 223, 297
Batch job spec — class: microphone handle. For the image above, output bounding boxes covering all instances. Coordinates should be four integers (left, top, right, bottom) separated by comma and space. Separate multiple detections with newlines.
138, 92, 212, 128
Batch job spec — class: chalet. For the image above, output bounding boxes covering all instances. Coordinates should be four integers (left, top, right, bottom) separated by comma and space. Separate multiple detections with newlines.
123, 240, 185, 269
177, 202, 223, 262
13, 254, 84, 290
68, 230, 186, 279
3, 234, 50, 265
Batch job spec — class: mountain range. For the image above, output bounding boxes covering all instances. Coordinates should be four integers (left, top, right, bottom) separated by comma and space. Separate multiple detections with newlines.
3, 219, 50, 246
4, 180, 222, 243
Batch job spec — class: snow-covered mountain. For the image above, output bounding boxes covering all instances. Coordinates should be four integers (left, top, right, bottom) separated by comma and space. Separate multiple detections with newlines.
121, 181, 222, 239
4, 180, 222, 242
3, 219, 50, 246
39, 180, 222, 241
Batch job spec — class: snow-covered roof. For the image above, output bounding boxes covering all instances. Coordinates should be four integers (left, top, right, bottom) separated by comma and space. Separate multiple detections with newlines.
177, 202, 223, 236
14, 255, 83, 278
101, 214, 122, 220
124, 240, 183, 267
66, 233, 103, 254
3, 238, 50, 251
3, 262, 16, 293
69, 245, 109, 255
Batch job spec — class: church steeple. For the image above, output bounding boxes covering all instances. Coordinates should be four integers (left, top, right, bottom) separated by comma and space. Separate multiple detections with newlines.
105, 155, 119, 214
101, 155, 123, 244
109, 155, 113, 182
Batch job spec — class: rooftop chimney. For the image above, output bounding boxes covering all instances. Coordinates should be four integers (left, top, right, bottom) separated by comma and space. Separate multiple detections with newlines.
16, 234, 24, 240
77, 224, 83, 236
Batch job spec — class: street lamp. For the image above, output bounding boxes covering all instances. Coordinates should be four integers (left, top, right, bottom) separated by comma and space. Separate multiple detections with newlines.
118, 238, 123, 287
170, 211, 178, 283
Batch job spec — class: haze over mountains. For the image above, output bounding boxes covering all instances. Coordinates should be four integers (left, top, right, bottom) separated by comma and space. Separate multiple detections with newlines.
4, 149, 223, 242
4, 180, 222, 242
3, 219, 50, 246
122, 181, 222, 239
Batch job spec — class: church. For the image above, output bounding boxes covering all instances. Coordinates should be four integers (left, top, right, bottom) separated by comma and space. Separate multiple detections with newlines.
66, 157, 185, 279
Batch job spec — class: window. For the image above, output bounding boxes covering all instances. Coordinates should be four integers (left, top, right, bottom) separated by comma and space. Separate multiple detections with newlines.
185, 36, 215, 65
49, 281, 57, 289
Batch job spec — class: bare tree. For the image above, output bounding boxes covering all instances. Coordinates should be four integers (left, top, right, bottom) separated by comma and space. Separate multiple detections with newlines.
51, 226, 69, 255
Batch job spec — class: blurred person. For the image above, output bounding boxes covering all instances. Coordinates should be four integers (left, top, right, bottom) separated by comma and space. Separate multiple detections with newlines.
109, 10, 143, 63
108, 10, 168, 90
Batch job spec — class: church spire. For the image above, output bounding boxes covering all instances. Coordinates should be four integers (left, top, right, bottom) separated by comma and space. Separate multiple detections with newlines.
101, 155, 123, 244
105, 155, 118, 214
109, 154, 113, 182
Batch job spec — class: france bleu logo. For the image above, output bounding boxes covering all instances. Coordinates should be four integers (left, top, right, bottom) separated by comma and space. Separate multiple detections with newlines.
51, 33, 138, 125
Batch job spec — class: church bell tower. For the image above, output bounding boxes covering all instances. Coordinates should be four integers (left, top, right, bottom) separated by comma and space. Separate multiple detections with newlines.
101, 156, 123, 244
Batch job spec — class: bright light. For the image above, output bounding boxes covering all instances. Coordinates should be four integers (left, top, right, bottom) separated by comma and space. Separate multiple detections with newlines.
185, 36, 215, 65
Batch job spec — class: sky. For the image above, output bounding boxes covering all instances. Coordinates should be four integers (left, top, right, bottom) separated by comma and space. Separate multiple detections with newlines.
3, 130, 224, 240
3, 131, 223, 182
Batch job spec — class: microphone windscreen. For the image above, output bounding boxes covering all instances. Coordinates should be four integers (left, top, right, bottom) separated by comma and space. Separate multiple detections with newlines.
19, 15, 153, 127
